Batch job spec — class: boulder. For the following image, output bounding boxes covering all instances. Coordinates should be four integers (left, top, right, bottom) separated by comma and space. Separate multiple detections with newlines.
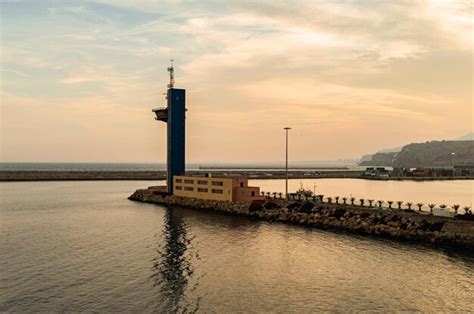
333, 208, 347, 219
455, 213, 474, 221
417, 219, 431, 231
264, 201, 280, 210
249, 202, 264, 212
299, 202, 315, 213
287, 202, 301, 211
390, 215, 401, 222
429, 221, 445, 232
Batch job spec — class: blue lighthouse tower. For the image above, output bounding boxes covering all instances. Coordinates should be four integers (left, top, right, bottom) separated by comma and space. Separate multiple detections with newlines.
152, 61, 186, 194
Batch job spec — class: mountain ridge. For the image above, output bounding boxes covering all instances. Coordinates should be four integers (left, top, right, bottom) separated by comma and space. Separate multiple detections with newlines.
359, 137, 474, 167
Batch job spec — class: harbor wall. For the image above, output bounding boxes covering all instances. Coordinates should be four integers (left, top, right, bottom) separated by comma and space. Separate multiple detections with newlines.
2, 170, 472, 181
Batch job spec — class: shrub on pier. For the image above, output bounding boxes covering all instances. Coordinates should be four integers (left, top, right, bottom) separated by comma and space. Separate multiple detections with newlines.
396, 201, 403, 209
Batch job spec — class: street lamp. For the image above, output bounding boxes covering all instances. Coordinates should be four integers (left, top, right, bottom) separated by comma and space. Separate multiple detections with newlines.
451, 152, 456, 175
284, 127, 291, 200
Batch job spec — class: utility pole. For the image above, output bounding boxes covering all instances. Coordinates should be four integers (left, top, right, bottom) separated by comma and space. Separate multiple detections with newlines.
284, 127, 291, 200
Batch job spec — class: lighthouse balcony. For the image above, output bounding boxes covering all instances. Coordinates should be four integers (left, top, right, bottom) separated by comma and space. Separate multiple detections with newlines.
152, 107, 168, 122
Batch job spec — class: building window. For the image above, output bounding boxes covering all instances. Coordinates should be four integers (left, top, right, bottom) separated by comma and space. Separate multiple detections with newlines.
184, 179, 194, 184
251, 191, 255, 196
211, 181, 224, 186
176, 179, 182, 183
197, 187, 208, 193
240, 182, 244, 187
184, 186, 194, 191
212, 189, 223, 194
197, 180, 208, 185
176, 186, 182, 190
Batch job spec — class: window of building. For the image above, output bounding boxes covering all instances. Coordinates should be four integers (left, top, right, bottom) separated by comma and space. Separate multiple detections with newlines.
197, 187, 208, 193
184, 179, 194, 184
184, 186, 194, 191
176, 186, 182, 190
176, 178, 182, 183
240, 182, 244, 187
211, 181, 224, 186
251, 191, 255, 196
197, 180, 208, 185
212, 189, 223, 194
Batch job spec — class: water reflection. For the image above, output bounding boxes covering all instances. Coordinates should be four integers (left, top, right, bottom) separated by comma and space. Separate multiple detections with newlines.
151, 208, 194, 311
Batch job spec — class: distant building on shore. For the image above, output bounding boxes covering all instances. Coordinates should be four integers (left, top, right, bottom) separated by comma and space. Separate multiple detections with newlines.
453, 165, 474, 177
173, 175, 265, 203
363, 167, 390, 178
393, 167, 454, 177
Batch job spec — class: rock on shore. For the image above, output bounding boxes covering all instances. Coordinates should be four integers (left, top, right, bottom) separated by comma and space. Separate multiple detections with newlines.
129, 187, 474, 251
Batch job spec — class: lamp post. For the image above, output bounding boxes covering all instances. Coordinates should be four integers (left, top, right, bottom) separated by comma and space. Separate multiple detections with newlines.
451, 152, 456, 176
284, 127, 291, 200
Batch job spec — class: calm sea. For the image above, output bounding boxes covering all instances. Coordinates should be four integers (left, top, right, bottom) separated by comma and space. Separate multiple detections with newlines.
1, 180, 473, 312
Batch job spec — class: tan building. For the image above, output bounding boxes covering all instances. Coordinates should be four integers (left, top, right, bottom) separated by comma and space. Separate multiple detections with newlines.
173, 175, 265, 204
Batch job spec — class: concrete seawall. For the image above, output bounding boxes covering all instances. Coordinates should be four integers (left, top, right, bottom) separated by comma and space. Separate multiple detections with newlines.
0, 170, 363, 181
0, 171, 167, 181
2, 170, 472, 181
129, 187, 474, 252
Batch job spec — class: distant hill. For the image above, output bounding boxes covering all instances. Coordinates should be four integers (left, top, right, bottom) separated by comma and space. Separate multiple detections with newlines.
359, 140, 474, 167
367, 132, 473, 158
454, 132, 474, 141
359, 152, 396, 167
376, 146, 402, 154
393, 141, 474, 168
359, 154, 373, 163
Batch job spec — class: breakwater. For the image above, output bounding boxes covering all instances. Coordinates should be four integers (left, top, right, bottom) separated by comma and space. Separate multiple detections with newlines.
129, 187, 474, 251
0, 170, 364, 181
0, 171, 167, 181
3, 170, 473, 182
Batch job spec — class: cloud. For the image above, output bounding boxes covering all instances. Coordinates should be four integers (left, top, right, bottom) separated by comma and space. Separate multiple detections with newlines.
1, 0, 472, 162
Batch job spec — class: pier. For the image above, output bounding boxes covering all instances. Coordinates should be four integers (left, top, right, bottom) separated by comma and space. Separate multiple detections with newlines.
129, 186, 474, 251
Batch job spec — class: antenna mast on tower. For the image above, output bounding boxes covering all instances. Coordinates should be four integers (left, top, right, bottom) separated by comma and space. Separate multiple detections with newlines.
167, 59, 175, 89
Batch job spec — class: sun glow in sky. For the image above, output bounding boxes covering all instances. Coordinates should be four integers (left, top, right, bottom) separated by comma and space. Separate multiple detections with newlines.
1, 0, 473, 163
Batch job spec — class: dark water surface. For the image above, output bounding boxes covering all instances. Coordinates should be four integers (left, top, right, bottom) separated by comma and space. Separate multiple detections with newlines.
1, 181, 473, 312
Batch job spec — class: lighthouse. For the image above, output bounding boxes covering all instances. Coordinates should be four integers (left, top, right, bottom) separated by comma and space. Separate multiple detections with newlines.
152, 61, 186, 194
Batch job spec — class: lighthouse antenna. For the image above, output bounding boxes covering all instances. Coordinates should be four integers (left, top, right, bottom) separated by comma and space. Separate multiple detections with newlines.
167, 59, 175, 89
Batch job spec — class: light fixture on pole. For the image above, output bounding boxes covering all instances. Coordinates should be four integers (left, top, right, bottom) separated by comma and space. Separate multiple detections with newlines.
284, 127, 291, 200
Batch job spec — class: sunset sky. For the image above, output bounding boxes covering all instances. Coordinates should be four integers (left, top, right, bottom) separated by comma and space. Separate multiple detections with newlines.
1, 1, 472, 163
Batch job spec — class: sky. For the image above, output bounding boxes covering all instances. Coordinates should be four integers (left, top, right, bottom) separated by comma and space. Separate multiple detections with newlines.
1, 0, 473, 163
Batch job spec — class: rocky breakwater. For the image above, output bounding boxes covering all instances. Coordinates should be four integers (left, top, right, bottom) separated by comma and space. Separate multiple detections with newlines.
129, 187, 474, 251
